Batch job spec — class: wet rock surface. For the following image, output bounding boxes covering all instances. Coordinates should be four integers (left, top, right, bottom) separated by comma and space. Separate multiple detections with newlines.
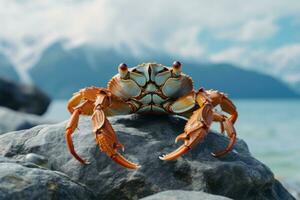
0, 114, 295, 200
0, 106, 49, 134
0, 78, 51, 115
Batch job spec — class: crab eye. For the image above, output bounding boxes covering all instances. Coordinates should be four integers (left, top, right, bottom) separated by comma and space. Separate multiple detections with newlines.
118, 63, 128, 78
172, 61, 181, 76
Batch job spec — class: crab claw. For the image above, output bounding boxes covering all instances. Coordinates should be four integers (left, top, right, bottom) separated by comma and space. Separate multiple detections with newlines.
174, 132, 186, 143
213, 112, 226, 134
92, 109, 140, 169
160, 128, 209, 160
211, 117, 236, 157
95, 132, 140, 169
160, 104, 213, 161
159, 145, 189, 160
111, 153, 140, 169
114, 143, 125, 152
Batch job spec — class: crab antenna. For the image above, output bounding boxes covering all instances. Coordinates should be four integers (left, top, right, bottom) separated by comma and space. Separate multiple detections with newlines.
172, 61, 181, 76
118, 63, 128, 78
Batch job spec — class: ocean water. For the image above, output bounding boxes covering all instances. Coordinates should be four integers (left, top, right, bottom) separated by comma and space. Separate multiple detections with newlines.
44, 99, 300, 183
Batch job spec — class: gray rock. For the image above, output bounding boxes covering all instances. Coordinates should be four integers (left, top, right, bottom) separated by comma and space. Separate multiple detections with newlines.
0, 78, 51, 115
24, 153, 48, 167
0, 156, 95, 200
0, 114, 295, 200
140, 190, 231, 200
283, 181, 300, 200
0, 106, 50, 134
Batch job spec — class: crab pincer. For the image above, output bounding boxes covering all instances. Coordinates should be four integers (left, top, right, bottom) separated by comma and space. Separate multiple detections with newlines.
92, 107, 140, 169
160, 103, 213, 160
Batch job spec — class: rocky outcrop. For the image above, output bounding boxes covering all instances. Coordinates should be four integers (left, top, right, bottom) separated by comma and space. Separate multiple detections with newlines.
0, 115, 295, 200
0, 156, 95, 200
0, 78, 50, 115
140, 190, 231, 200
0, 106, 49, 135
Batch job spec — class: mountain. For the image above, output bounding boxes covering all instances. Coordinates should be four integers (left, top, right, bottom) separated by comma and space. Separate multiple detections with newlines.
291, 81, 300, 95
183, 62, 299, 99
0, 53, 19, 82
29, 43, 299, 99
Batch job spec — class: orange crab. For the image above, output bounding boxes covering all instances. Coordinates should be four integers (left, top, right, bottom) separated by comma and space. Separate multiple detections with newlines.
65, 62, 238, 169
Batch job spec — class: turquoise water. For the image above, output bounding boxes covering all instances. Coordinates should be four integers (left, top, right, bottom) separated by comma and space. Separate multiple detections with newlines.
44, 99, 300, 183
234, 100, 300, 183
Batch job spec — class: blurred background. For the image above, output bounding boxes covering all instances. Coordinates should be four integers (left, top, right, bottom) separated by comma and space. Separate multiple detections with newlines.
0, 0, 299, 188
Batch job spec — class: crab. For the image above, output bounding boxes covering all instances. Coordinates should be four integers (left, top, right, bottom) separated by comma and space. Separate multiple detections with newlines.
65, 62, 238, 169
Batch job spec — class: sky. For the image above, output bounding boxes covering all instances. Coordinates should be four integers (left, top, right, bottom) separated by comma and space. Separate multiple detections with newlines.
1, 0, 300, 84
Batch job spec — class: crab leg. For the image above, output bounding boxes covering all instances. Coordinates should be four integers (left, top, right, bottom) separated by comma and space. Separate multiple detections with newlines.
206, 90, 238, 156
65, 100, 91, 164
207, 90, 238, 124
92, 92, 140, 169
160, 102, 213, 160
211, 112, 237, 157
213, 112, 225, 134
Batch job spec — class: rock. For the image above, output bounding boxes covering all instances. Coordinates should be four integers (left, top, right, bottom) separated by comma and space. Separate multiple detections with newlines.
0, 78, 51, 115
140, 190, 231, 200
0, 156, 95, 200
0, 115, 295, 200
0, 106, 49, 135
283, 181, 300, 200
24, 153, 48, 167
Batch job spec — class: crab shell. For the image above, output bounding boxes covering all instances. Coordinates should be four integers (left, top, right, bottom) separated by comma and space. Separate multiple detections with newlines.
107, 63, 196, 114
65, 62, 238, 169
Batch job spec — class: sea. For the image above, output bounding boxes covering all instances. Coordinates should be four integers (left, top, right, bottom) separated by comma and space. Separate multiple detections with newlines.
44, 99, 300, 184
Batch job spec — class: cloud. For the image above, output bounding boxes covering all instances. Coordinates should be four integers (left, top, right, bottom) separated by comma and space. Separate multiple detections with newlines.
217, 18, 279, 42
268, 44, 300, 82
209, 44, 300, 83
163, 27, 205, 60
1, 0, 300, 80
0, 0, 110, 68
210, 47, 246, 63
